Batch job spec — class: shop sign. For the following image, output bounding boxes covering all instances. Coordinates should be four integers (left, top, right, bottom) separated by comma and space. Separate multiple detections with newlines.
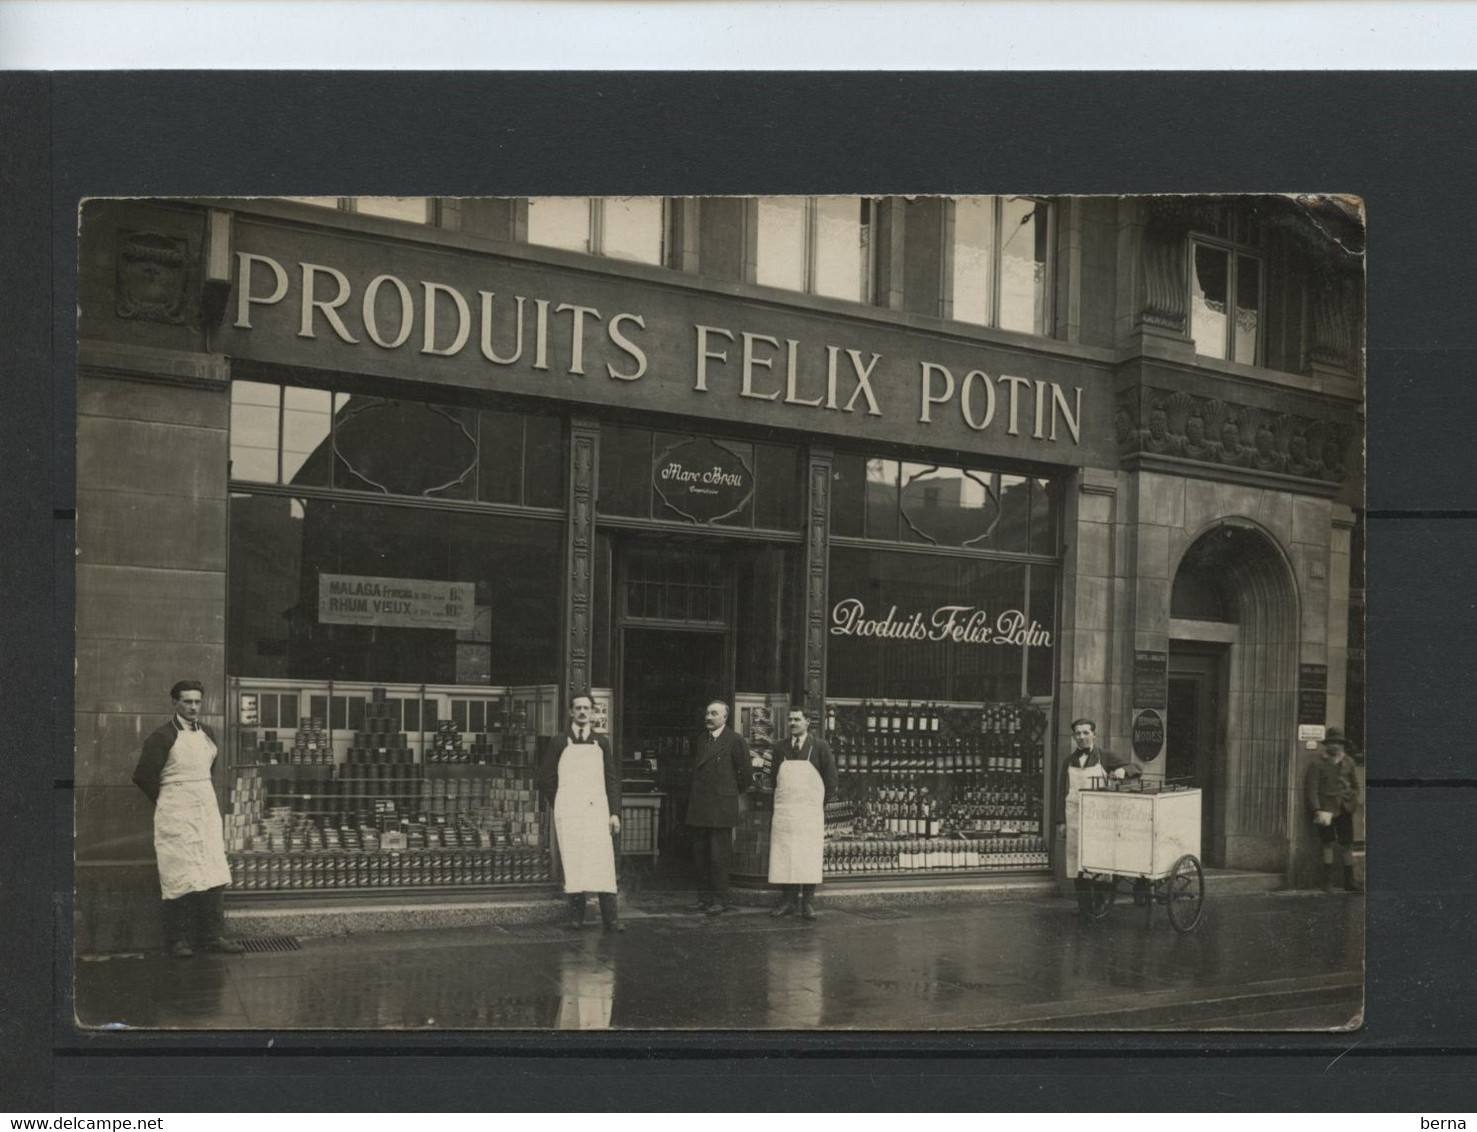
1298, 663, 1328, 726
1132, 708, 1166, 762
830, 598, 1052, 648
208, 216, 1117, 469
1134, 649, 1168, 711
318, 573, 476, 631
653, 437, 754, 523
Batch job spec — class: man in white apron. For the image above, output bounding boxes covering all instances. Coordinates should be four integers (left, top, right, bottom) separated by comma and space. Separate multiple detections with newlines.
1055, 716, 1138, 912
537, 692, 623, 932
131, 679, 241, 958
766, 708, 838, 921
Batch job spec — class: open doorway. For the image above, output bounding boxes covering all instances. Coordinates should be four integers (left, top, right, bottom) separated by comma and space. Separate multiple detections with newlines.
1167, 644, 1228, 868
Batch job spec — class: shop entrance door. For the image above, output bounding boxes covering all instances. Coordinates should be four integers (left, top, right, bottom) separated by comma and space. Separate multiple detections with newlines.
1167, 645, 1228, 868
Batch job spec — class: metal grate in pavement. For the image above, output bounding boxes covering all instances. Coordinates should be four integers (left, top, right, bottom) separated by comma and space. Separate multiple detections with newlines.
237, 935, 302, 953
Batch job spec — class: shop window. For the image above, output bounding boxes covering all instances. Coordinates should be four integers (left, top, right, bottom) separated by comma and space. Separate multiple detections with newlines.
949, 196, 1052, 335
228, 494, 563, 685
595, 423, 802, 532
754, 197, 875, 302
228, 381, 564, 510
1191, 238, 1264, 364
623, 551, 730, 626
527, 196, 666, 266
281, 197, 435, 224
831, 452, 1060, 557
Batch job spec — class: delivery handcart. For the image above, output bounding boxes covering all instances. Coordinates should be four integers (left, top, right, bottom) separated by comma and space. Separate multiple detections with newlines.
1077, 777, 1204, 932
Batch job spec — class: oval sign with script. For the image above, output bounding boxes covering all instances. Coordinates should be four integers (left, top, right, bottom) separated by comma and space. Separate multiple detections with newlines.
653, 437, 755, 524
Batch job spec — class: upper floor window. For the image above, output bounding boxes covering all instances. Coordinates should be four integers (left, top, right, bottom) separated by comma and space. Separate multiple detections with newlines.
282, 197, 436, 224
526, 197, 666, 266
1190, 212, 1264, 364
753, 197, 874, 303
949, 196, 1053, 335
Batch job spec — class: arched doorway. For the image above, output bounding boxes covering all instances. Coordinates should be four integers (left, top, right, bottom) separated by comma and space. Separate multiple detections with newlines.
1169, 521, 1299, 873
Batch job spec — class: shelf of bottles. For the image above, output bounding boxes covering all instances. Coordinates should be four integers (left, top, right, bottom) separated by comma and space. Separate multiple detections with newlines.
820, 698, 1050, 875
223, 679, 558, 891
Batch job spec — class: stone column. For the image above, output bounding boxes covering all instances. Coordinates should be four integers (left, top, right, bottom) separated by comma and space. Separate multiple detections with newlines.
801, 446, 833, 717
564, 417, 599, 704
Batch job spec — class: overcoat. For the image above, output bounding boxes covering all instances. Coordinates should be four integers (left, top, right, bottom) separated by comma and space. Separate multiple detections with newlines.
684, 727, 752, 828
1304, 753, 1360, 816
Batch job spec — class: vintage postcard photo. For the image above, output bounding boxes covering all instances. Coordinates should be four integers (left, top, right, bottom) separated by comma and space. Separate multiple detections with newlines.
73, 192, 1365, 1031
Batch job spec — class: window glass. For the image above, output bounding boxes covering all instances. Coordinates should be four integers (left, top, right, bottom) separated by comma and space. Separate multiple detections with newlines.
281, 386, 332, 487
755, 197, 807, 291
899, 464, 998, 548
355, 197, 431, 223
1234, 253, 1262, 364
998, 197, 1050, 334
863, 458, 900, 541
1191, 244, 1230, 360
995, 473, 1032, 553
228, 494, 562, 684
596, 424, 653, 517
830, 453, 866, 538
753, 443, 801, 531
527, 197, 592, 253
735, 545, 796, 692
476, 409, 524, 504
282, 197, 341, 210
951, 197, 995, 326
603, 197, 664, 265
521, 414, 566, 509
230, 381, 280, 483
1027, 564, 1059, 696
332, 395, 477, 500
1029, 477, 1060, 556
812, 196, 866, 301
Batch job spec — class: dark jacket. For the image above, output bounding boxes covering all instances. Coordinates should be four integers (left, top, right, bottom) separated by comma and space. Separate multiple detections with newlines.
1304, 753, 1360, 816
1055, 745, 1136, 824
685, 727, 753, 828
771, 735, 838, 806
132, 718, 218, 805
537, 730, 621, 816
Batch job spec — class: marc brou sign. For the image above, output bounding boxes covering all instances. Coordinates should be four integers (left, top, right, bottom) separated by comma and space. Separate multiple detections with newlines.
830, 598, 1052, 648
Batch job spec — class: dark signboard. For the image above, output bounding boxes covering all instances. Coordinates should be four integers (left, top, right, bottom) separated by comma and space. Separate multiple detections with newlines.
1298, 663, 1329, 726
652, 436, 754, 523
1134, 649, 1168, 710
150, 206, 1121, 468
1132, 708, 1166, 762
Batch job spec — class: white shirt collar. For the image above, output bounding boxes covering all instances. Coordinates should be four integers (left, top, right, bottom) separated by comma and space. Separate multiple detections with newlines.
176, 715, 199, 732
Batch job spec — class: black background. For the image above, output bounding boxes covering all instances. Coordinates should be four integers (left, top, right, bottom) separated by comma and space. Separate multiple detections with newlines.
2, 71, 1473, 1111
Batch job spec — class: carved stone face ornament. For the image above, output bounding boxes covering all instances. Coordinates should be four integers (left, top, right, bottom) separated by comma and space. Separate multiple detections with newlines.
1183, 413, 1209, 457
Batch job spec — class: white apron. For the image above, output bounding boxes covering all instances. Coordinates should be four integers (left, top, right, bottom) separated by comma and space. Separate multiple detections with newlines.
154, 725, 232, 900
554, 739, 618, 895
767, 751, 825, 885
1063, 758, 1095, 877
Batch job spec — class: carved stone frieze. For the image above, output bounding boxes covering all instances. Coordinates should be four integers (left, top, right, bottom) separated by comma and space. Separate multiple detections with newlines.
116, 231, 189, 324
1117, 387, 1351, 485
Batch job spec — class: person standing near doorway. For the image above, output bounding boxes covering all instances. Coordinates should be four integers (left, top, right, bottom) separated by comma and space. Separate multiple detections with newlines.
766, 708, 838, 921
1304, 726, 1364, 894
1056, 717, 1138, 910
132, 679, 242, 958
685, 700, 752, 915
538, 692, 624, 932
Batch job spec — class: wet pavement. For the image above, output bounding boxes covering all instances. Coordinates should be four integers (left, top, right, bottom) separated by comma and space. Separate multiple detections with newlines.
73, 889, 1363, 1032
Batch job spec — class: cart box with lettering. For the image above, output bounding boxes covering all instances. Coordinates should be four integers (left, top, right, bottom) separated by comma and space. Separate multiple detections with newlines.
1079, 787, 1201, 880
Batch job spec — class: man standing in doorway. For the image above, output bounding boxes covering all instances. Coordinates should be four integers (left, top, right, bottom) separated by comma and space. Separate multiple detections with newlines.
685, 700, 752, 915
1304, 726, 1363, 894
767, 707, 838, 921
132, 679, 243, 958
538, 691, 624, 932
1056, 717, 1138, 910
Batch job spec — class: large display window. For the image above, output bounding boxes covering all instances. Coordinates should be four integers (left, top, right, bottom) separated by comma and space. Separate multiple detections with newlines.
225, 380, 569, 892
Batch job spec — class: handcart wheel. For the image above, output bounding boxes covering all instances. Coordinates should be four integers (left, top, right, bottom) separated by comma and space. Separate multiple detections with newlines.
1165, 854, 1204, 933
1082, 876, 1116, 919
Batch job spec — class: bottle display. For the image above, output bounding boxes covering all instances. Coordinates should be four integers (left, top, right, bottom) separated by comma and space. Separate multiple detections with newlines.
822, 699, 1050, 875
224, 683, 554, 890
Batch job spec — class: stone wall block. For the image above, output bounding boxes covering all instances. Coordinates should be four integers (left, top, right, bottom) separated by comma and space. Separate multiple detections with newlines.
1074, 520, 1112, 579
76, 565, 225, 645
78, 375, 230, 431
1135, 523, 1171, 580
77, 417, 227, 500
77, 489, 227, 571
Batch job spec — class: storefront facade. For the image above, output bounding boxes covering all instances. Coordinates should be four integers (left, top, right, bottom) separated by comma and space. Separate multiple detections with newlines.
74, 195, 1363, 948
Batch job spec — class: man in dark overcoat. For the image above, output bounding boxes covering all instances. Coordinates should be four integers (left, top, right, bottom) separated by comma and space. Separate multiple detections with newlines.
1304, 726, 1363, 894
685, 700, 753, 915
